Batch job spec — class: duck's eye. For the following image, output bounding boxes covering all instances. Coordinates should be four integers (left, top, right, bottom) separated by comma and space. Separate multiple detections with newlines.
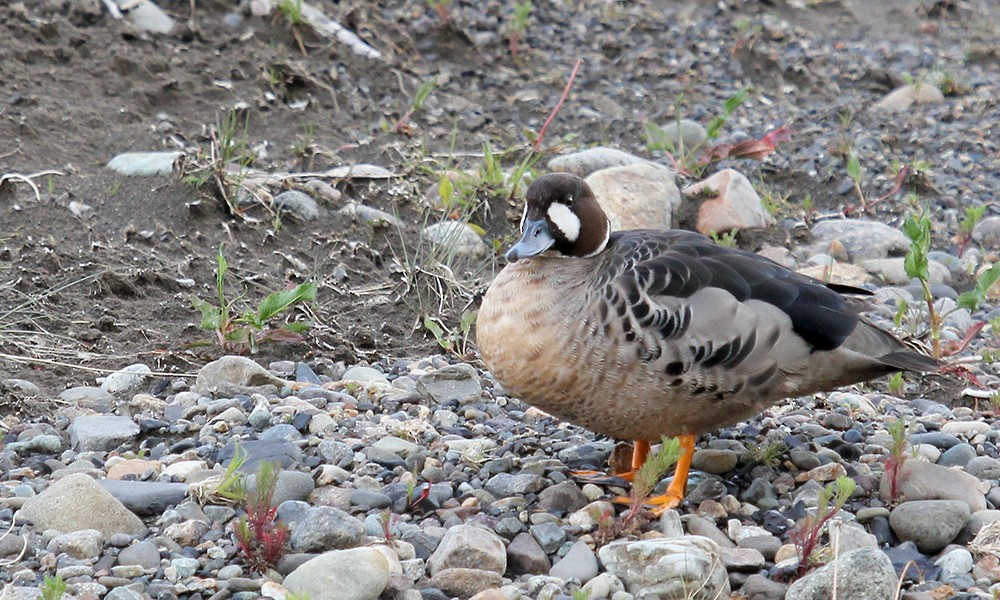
565, 195, 574, 206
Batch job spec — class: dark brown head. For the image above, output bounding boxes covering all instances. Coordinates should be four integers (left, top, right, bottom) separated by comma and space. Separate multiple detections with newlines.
506, 173, 611, 262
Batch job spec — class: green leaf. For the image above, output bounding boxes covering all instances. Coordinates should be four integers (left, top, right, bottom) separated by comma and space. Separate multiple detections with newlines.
723, 88, 749, 115
256, 282, 317, 322
847, 153, 861, 182
459, 310, 477, 335
191, 296, 222, 330
423, 316, 448, 348
439, 175, 454, 208
904, 249, 928, 280
283, 322, 311, 333
957, 291, 978, 311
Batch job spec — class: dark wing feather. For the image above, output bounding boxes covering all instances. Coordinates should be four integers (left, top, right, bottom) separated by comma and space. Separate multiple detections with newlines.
606, 231, 860, 351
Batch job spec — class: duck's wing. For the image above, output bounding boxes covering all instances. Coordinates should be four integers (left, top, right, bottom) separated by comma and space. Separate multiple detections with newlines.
599, 230, 935, 402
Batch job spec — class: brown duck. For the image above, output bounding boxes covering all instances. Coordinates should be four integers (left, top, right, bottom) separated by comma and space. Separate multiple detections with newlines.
477, 172, 939, 509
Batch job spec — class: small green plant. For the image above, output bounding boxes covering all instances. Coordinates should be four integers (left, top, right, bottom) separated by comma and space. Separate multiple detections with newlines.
506, 0, 533, 59
191, 244, 317, 354
423, 310, 477, 358
789, 476, 857, 575
956, 205, 986, 257
235, 460, 290, 573
903, 212, 942, 356
710, 230, 738, 248
884, 418, 909, 503
887, 371, 905, 395
38, 575, 66, 600
846, 151, 865, 208
744, 438, 787, 468
627, 437, 681, 521
394, 76, 439, 135
181, 109, 256, 216
990, 315, 1000, 338
276, 0, 303, 25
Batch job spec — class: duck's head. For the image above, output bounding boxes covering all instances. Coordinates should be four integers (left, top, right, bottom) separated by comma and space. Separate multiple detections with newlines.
506, 173, 611, 262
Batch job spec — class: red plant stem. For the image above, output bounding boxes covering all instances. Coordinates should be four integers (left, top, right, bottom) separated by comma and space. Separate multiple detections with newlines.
533, 59, 582, 152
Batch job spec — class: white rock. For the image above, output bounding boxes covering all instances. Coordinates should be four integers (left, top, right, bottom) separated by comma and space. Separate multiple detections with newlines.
584, 162, 680, 230
785, 548, 895, 600
284, 547, 390, 600
598, 536, 729, 599
421, 222, 488, 259
862, 257, 951, 285
106, 151, 181, 176
101, 364, 152, 397
875, 83, 945, 112
548, 147, 659, 177
427, 524, 506, 576
810, 219, 908, 261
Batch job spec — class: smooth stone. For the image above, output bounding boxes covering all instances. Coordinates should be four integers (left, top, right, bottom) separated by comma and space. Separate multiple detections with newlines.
485, 473, 545, 497
5, 434, 64, 455
655, 119, 708, 150
862, 257, 951, 285
935, 548, 974, 581
47, 529, 103, 559
289, 507, 366, 552
17, 473, 145, 537
878, 459, 987, 512
106, 151, 182, 176
284, 547, 390, 600
123, 0, 175, 34
585, 162, 680, 230
548, 147, 658, 177
427, 524, 506, 576
809, 219, 908, 261
371, 436, 422, 458
507, 532, 550, 575
341, 366, 389, 384
218, 439, 302, 471
889, 500, 970, 553
192, 355, 286, 396
431, 568, 503, 598
720, 547, 766, 572
247, 470, 315, 505
967, 456, 1000, 480
97, 480, 188, 516
684, 168, 772, 236
58, 385, 115, 410
417, 364, 483, 405
550, 540, 599, 583
785, 548, 896, 600
421, 222, 488, 259
101, 363, 152, 397
691, 449, 738, 474
875, 83, 945, 112
338, 202, 404, 228
536, 481, 589, 513
117, 540, 161, 569
739, 573, 787, 600
972, 216, 1000, 248
273, 190, 320, 221
69, 415, 140, 451
529, 522, 566, 554
598, 536, 729, 599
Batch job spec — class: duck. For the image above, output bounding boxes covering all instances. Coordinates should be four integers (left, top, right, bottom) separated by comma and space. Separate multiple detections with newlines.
477, 172, 939, 509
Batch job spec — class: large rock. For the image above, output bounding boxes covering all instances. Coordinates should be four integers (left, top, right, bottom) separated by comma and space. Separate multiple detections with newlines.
289, 507, 366, 552
284, 547, 390, 600
585, 162, 681, 230
878, 459, 987, 512
417, 364, 483, 405
809, 219, 908, 262
681, 169, 772, 236
889, 500, 970, 553
598, 536, 729, 599
69, 416, 140, 451
548, 147, 657, 177
192, 356, 286, 397
17, 473, 146, 537
786, 547, 896, 600
427, 524, 506, 576
98, 480, 189, 516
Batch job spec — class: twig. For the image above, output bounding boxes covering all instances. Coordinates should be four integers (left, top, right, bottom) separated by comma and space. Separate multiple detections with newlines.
533, 59, 582, 152
297, 2, 381, 60
0, 519, 27, 567
0, 170, 64, 202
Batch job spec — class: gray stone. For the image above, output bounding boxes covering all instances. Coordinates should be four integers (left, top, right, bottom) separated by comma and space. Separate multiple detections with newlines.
550, 540, 599, 583
118, 540, 161, 569
2, 378, 42, 396
163, 519, 210, 546
548, 147, 658, 177
273, 190, 320, 221
967, 456, 1000, 480
69, 415, 139, 451
98, 480, 189, 516
219, 439, 302, 471
785, 548, 895, 600
528, 521, 566, 554
289, 507, 366, 552
192, 355, 286, 397
863, 257, 950, 285
809, 219, 908, 261
721, 547, 766, 572
371, 436, 421, 458
338, 203, 405, 229
101, 364, 152, 397
537, 481, 589, 513
586, 162, 680, 231
47, 529, 102, 559
655, 119, 708, 150
507, 532, 550, 575
58, 386, 114, 410
692, 449, 738, 474
739, 573, 787, 600
889, 500, 970, 553
284, 547, 390, 600
972, 216, 1000, 248
598, 536, 729, 599
123, 0, 176, 34
421, 222, 487, 259
875, 83, 945, 112
485, 473, 545, 497
935, 547, 973, 581
5, 434, 64, 455
878, 459, 987, 512
106, 151, 182, 176
247, 469, 314, 505
431, 568, 503, 598
939, 443, 978, 468
341, 366, 389, 384
427, 524, 506, 576
17, 473, 146, 537
417, 363, 482, 405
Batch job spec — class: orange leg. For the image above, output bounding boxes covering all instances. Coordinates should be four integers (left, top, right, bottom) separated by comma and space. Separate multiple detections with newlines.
571, 439, 651, 482
644, 434, 696, 513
